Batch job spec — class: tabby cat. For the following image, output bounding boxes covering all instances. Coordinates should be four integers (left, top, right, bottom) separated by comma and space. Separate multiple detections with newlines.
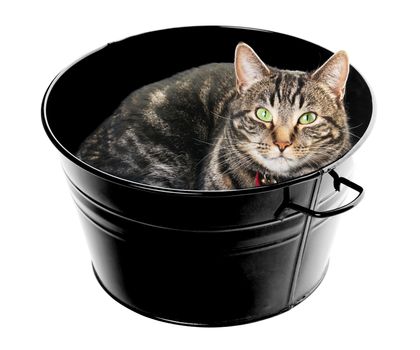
77, 43, 350, 190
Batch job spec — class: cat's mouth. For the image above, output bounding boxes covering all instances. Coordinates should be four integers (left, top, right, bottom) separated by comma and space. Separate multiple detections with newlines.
264, 153, 295, 163
248, 149, 300, 177
275, 154, 293, 160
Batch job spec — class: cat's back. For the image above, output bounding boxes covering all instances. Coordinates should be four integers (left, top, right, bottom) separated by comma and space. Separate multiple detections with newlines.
122, 62, 235, 123
77, 63, 236, 188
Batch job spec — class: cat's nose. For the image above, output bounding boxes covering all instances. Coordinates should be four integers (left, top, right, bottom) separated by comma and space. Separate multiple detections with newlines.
274, 141, 292, 152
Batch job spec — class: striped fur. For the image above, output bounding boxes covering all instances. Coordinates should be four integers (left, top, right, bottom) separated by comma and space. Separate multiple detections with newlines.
77, 44, 350, 190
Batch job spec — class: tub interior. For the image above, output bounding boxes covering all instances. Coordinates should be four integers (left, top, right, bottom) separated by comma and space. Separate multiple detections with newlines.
44, 26, 373, 165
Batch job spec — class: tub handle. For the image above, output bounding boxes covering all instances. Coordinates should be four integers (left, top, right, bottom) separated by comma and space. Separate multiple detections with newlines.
277, 170, 364, 218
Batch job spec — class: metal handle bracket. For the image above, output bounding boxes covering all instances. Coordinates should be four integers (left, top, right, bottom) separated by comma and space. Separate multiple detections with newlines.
277, 170, 364, 219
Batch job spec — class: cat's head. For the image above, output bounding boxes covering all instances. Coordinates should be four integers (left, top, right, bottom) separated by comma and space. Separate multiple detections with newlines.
228, 42, 350, 178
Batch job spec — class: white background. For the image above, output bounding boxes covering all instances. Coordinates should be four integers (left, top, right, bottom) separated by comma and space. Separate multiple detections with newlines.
1, 1, 419, 349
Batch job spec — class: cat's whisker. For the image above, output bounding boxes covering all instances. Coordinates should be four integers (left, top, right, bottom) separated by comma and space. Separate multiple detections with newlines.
347, 131, 361, 140
211, 111, 231, 121
194, 143, 244, 169
220, 158, 254, 177
192, 138, 219, 146
347, 122, 364, 131
193, 136, 241, 167
217, 151, 253, 172
194, 152, 213, 168
306, 160, 320, 171
195, 145, 234, 167
193, 135, 238, 148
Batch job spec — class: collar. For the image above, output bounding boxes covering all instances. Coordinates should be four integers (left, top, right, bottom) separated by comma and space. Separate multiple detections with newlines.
255, 171, 278, 187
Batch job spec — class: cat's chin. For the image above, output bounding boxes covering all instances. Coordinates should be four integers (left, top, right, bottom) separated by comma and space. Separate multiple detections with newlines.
256, 155, 299, 177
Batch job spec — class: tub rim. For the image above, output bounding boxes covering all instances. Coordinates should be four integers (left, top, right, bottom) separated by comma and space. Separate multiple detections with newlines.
41, 25, 376, 197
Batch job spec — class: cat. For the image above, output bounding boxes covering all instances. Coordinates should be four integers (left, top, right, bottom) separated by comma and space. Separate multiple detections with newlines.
77, 42, 350, 190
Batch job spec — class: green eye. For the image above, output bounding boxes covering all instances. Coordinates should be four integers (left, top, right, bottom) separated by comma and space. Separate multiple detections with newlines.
298, 112, 317, 125
256, 108, 273, 122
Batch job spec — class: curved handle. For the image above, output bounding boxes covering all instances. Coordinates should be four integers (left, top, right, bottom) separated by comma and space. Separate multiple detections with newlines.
283, 170, 364, 218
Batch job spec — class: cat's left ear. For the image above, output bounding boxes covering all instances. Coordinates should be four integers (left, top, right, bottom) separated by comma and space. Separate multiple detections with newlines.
311, 51, 349, 100
235, 43, 271, 93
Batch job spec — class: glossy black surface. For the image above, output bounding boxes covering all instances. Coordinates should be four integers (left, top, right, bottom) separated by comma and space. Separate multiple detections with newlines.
42, 26, 374, 326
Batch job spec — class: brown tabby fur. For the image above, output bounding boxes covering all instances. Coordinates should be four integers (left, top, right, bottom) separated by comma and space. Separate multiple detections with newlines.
77, 43, 350, 190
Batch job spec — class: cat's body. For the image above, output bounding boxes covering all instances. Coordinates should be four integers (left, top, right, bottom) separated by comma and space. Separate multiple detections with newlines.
78, 63, 237, 189
77, 44, 350, 190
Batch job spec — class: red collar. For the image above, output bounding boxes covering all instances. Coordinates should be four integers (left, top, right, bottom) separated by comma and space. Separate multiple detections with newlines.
255, 171, 262, 187
255, 172, 278, 187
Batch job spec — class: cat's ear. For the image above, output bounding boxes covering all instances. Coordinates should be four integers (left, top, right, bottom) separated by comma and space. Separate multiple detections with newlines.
235, 43, 271, 93
311, 51, 349, 100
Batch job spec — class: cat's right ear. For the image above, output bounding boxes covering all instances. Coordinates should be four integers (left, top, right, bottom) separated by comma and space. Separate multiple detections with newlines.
235, 43, 271, 94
